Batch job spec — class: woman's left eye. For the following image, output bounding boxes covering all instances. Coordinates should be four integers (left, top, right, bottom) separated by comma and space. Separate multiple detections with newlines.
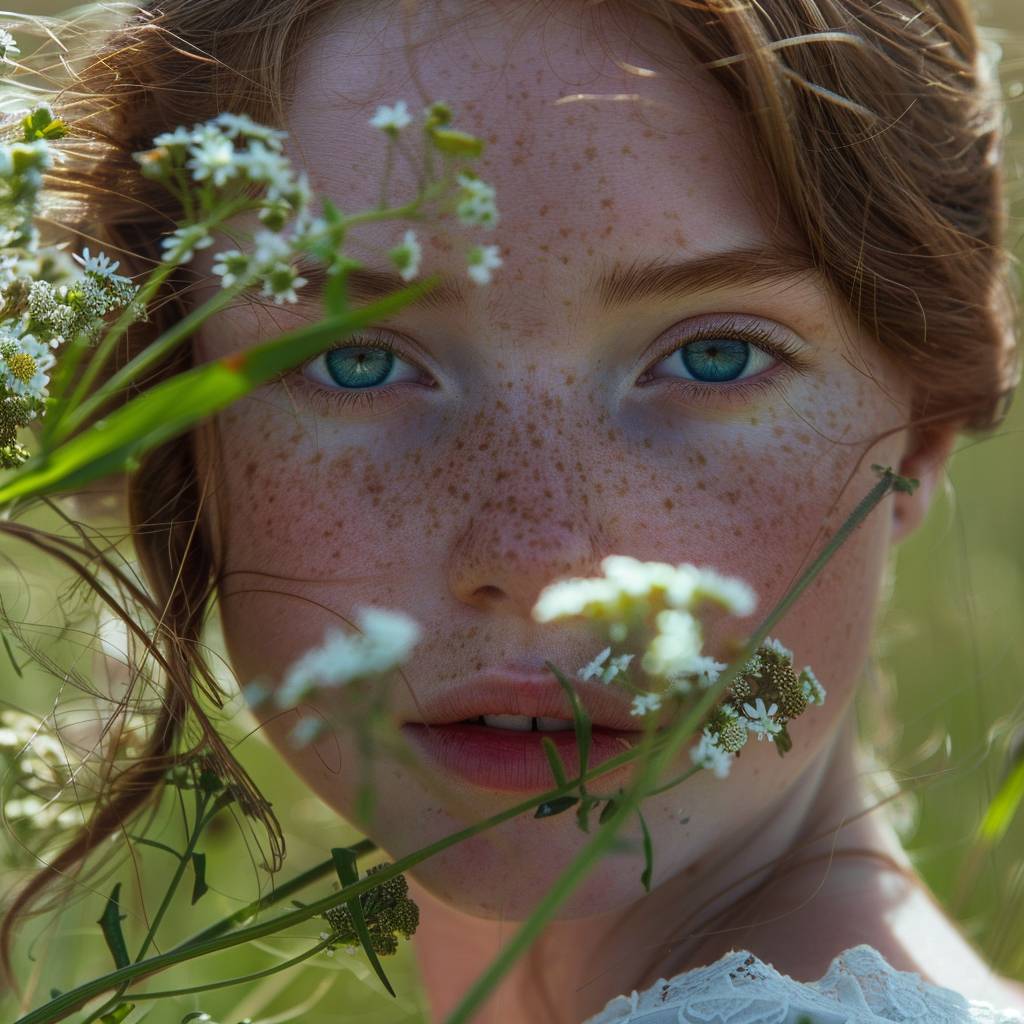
639, 319, 810, 401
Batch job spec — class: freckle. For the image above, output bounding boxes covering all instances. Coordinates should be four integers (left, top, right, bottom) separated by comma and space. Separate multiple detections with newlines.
455, 438, 464, 449
642, 437, 652, 448
584, 145, 597, 161
664, 497, 674, 510
539, 243, 550, 253
772, 425, 785, 438
539, 204, 549, 217
559, 226, 573, 239
695, 452, 706, 466
749, 416, 759, 426
244, 460, 257, 480
724, 490, 739, 505
672, 230, 687, 247
462, 492, 470, 502
780, 444, 794, 454
600, 197, 614, 210
555, 460, 565, 471
620, 144, 632, 155
560, 254, 570, 265
697, 480, 706, 490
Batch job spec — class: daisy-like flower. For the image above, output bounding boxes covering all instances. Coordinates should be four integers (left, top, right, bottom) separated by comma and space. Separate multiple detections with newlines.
690, 727, 733, 779
2, 333, 56, 401
799, 666, 827, 706
742, 697, 783, 742
260, 263, 308, 305
214, 112, 288, 149
152, 126, 195, 152
665, 655, 727, 695
691, 569, 757, 617
466, 243, 502, 285
641, 607, 704, 680
72, 246, 122, 280
187, 126, 242, 188
237, 140, 293, 189
250, 229, 292, 271
0, 29, 20, 65
389, 229, 422, 282
630, 691, 662, 717
455, 172, 500, 229
580, 646, 612, 681
579, 645, 634, 685
212, 249, 252, 289
275, 607, 421, 709
369, 99, 413, 135
160, 224, 214, 264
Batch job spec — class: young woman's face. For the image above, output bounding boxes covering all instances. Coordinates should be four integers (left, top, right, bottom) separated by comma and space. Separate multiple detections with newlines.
192, 0, 922, 919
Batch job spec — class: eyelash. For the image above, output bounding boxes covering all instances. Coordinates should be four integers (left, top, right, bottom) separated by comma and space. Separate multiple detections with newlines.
282, 319, 810, 414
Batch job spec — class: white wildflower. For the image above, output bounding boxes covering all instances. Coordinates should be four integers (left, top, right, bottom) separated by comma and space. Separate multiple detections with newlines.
579, 645, 633, 684
764, 636, 793, 662
369, 100, 412, 134
275, 607, 421, 709
72, 246, 122, 280
455, 172, 499, 229
269, 167, 311, 209
212, 249, 252, 289
160, 224, 214, 264
466, 243, 502, 285
250, 229, 292, 272
187, 125, 242, 187
152, 126, 195, 152
214, 112, 288, 149
237, 140, 293, 189
641, 608, 703, 680
690, 728, 733, 779
666, 655, 727, 695
532, 576, 621, 624
580, 646, 612, 681
0, 28, 20, 64
2, 332, 56, 400
800, 666, 827, 706
289, 717, 328, 749
630, 691, 662, 717
260, 263, 308, 305
742, 697, 782, 742
389, 229, 422, 282
692, 569, 757, 617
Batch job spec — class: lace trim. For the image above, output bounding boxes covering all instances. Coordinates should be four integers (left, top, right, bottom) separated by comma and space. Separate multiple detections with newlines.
582, 944, 1024, 1024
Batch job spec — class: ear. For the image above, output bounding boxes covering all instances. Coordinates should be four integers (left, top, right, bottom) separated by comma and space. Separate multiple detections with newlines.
890, 423, 958, 544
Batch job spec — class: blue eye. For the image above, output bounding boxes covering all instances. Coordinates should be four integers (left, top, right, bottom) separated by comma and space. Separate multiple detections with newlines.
300, 332, 423, 410
653, 335, 776, 385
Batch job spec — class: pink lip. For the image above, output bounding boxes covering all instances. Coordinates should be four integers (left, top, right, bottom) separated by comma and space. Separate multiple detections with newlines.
400, 721, 644, 793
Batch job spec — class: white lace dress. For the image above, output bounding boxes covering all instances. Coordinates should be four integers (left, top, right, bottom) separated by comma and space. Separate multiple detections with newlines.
582, 945, 1024, 1024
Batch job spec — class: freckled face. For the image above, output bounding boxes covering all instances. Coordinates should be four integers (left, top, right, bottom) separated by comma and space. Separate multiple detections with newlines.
191, 1, 912, 919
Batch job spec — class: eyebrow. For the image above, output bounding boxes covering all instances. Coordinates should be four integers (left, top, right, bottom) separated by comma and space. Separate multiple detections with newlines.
293, 244, 817, 314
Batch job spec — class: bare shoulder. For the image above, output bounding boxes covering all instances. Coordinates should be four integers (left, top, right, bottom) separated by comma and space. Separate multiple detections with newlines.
721, 853, 1024, 1012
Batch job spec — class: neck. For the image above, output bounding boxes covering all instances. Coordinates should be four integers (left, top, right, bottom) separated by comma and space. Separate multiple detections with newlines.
406, 709, 886, 1024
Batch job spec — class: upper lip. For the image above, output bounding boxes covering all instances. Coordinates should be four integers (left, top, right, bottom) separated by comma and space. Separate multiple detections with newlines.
403, 667, 646, 732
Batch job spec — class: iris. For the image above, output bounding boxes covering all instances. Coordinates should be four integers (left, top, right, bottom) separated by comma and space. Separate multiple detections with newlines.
680, 338, 749, 382
325, 347, 393, 388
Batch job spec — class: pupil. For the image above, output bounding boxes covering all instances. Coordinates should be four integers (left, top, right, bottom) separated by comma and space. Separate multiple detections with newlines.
324, 346, 393, 389
681, 338, 749, 382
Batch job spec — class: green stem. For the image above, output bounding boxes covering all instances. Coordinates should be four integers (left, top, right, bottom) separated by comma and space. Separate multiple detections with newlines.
128, 935, 337, 1000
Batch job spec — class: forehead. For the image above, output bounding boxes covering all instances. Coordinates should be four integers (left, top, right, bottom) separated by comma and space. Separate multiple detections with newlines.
285, 0, 796, 300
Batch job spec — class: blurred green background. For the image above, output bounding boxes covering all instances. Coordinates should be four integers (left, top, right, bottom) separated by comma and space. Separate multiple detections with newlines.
1, 1, 1023, 1022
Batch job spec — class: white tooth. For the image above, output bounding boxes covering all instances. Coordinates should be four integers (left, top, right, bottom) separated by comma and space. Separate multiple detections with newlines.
482, 714, 534, 731
535, 716, 575, 732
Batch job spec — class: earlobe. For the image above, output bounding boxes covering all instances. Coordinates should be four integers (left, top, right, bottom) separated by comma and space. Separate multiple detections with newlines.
890, 424, 958, 544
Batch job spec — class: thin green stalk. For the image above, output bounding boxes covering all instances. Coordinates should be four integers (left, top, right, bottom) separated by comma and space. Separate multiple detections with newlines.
128, 936, 337, 1000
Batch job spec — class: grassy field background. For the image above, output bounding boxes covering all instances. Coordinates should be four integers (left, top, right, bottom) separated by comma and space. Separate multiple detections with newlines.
1, 1, 1023, 1021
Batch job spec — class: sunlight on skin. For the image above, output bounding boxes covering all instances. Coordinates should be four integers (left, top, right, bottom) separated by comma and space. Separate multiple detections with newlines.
186, 2, 976, 1020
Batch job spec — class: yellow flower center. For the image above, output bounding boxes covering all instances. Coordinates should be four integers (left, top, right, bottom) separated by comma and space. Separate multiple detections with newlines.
5, 352, 36, 384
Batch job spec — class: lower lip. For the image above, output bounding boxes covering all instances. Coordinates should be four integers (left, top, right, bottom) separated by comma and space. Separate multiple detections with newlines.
400, 721, 645, 792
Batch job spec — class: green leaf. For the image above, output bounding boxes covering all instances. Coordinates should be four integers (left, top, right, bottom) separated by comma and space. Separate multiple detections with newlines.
576, 793, 598, 834
331, 847, 396, 998
427, 128, 484, 157
98, 1003, 135, 1024
128, 835, 182, 859
534, 796, 579, 819
978, 756, 1024, 845
2, 632, 23, 678
637, 809, 654, 893
598, 797, 619, 825
540, 736, 567, 788
544, 660, 592, 781
180, 1014, 214, 1023
98, 882, 130, 970
197, 769, 223, 794
190, 852, 209, 905
0, 281, 436, 506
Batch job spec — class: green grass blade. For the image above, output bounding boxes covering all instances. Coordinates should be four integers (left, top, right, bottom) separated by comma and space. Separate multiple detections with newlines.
97, 884, 129, 971
330, 847, 396, 998
540, 736, 567, 788
978, 756, 1024, 845
637, 808, 653, 892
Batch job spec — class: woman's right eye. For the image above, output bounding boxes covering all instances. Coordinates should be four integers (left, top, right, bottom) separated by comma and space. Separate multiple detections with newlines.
299, 331, 425, 411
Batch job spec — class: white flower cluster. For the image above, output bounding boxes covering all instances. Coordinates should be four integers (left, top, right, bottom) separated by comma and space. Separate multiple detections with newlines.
243, 607, 422, 746
0, 90, 140, 466
0, 28, 19, 65
367, 99, 503, 286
